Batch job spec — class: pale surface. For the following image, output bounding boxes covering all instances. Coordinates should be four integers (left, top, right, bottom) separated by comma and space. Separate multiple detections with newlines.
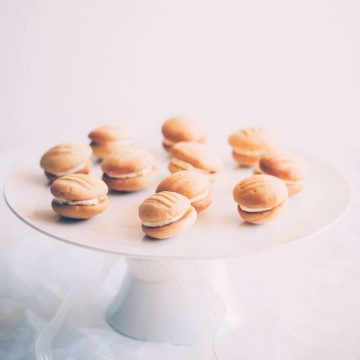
1, 0, 360, 358
4, 151, 350, 258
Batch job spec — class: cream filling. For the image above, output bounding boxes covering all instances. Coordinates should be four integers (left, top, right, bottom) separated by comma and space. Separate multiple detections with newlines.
142, 209, 187, 228
189, 190, 209, 203
163, 137, 176, 146
50, 162, 87, 177
233, 148, 266, 156
170, 158, 195, 171
92, 139, 132, 146
53, 197, 100, 206
106, 166, 153, 179
239, 205, 273, 213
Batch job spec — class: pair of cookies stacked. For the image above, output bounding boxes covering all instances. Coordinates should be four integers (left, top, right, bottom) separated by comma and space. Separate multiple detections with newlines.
40, 143, 108, 219
139, 117, 219, 239
40, 125, 159, 220
162, 116, 222, 180
40, 125, 136, 182
139, 170, 212, 239
89, 125, 159, 193
228, 128, 308, 224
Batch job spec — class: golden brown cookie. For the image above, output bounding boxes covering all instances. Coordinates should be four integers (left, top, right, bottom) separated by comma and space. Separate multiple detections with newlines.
88, 125, 133, 159
101, 148, 158, 191
50, 174, 108, 219
156, 170, 211, 212
161, 116, 207, 151
40, 143, 92, 182
233, 174, 288, 224
256, 150, 308, 195
139, 191, 197, 239
228, 128, 277, 167
169, 141, 222, 180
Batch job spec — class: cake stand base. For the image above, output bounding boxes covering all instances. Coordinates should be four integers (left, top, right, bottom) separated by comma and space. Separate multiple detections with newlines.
106, 258, 204, 344
106, 257, 235, 345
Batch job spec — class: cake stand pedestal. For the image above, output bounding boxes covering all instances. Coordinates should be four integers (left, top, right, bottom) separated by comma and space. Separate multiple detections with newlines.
4, 151, 350, 346
107, 257, 204, 344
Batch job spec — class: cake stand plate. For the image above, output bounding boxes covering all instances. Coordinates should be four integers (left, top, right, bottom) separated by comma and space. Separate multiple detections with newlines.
4, 150, 350, 345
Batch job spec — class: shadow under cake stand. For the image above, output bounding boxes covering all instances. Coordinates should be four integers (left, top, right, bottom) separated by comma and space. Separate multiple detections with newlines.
4, 151, 350, 345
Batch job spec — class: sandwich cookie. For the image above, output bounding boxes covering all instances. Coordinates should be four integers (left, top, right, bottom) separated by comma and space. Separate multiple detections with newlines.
161, 116, 207, 151
139, 191, 197, 239
51, 174, 108, 219
169, 141, 222, 181
88, 125, 133, 160
40, 143, 92, 183
256, 150, 308, 195
233, 174, 288, 224
101, 148, 158, 192
228, 128, 277, 167
156, 170, 211, 212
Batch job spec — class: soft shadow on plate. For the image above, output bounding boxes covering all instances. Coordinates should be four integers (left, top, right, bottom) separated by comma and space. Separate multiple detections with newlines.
238, 221, 258, 228
142, 234, 170, 243
108, 189, 152, 197
31, 208, 88, 224
57, 216, 88, 224
30, 209, 58, 223
109, 190, 135, 196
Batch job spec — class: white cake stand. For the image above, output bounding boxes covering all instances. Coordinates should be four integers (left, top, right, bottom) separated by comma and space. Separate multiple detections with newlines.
4, 150, 350, 345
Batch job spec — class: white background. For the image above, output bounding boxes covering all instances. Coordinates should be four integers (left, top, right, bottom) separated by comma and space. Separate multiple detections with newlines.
1, 0, 360, 359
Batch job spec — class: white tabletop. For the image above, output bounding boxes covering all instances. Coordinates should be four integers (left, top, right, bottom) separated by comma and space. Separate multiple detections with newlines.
1, 0, 360, 359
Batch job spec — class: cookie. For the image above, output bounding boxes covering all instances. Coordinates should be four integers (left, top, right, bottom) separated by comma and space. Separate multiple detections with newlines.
88, 125, 133, 159
101, 148, 158, 191
233, 174, 288, 224
228, 128, 277, 167
161, 116, 207, 151
256, 150, 308, 195
139, 191, 197, 239
40, 143, 92, 182
169, 141, 222, 180
50, 174, 108, 219
156, 170, 211, 212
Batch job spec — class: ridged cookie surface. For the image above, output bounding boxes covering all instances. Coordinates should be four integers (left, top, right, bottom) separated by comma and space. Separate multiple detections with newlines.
51, 174, 108, 201
40, 143, 92, 174
170, 142, 222, 172
88, 125, 133, 143
259, 150, 308, 181
139, 191, 190, 223
228, 128, 277, 151
162, 116, 207, 143
233, 174, 288, 210
101, 148, 155, 176
156, 170, 210, 198
142, 206, 197, 239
